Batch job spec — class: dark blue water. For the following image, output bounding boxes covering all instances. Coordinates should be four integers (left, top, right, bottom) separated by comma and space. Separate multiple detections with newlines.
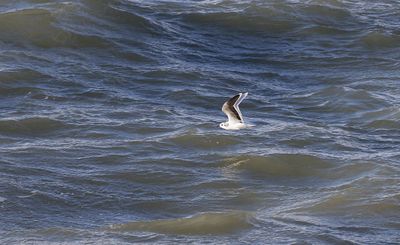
1, 0, 399, 244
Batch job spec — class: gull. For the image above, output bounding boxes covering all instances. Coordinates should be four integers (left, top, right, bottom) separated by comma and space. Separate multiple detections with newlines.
220, 92, 248, 130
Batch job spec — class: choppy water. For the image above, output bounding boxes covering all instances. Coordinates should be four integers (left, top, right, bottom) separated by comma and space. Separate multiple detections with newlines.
1, 0, 400, 244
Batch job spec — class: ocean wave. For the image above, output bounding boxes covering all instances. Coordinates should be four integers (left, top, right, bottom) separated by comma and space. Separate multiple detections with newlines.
107, 4, 165, 35
359, 31, 400, 49
181, 11, 298, 34
0, 68, 56, 97
300, 3, 353, 25
294, 189, 400, 217
139, 1, 360, 35
0, 117, 68, 136
108, 211, 255, 235
365, 119, 400, 130
347, 106, 400, 130
168, 133, 240, 149
294, 86, 389, 114
221, 154, 333, 178
0, 7, 110, 48
0, 68, 50, 82
298, 25, 354, 37
96, 168, 189, 185
81, 0, 169, 38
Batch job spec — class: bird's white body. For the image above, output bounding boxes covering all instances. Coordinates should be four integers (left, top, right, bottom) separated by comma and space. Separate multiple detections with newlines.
219, 121, 247, 130
220, 92, 248, 130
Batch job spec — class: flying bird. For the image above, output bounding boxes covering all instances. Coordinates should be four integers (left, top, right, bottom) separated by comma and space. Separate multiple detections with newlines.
220, 92, 248, 130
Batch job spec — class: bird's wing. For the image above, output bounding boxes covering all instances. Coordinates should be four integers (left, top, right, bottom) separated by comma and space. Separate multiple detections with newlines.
233, 92, 248, 123
222, 93, 247, 124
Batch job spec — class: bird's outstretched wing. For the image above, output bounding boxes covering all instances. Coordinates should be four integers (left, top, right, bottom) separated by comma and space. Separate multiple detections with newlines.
222, 92, 248, 124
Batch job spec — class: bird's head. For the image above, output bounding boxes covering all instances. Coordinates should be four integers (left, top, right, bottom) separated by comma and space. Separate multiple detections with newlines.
219, 122, 228, 129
